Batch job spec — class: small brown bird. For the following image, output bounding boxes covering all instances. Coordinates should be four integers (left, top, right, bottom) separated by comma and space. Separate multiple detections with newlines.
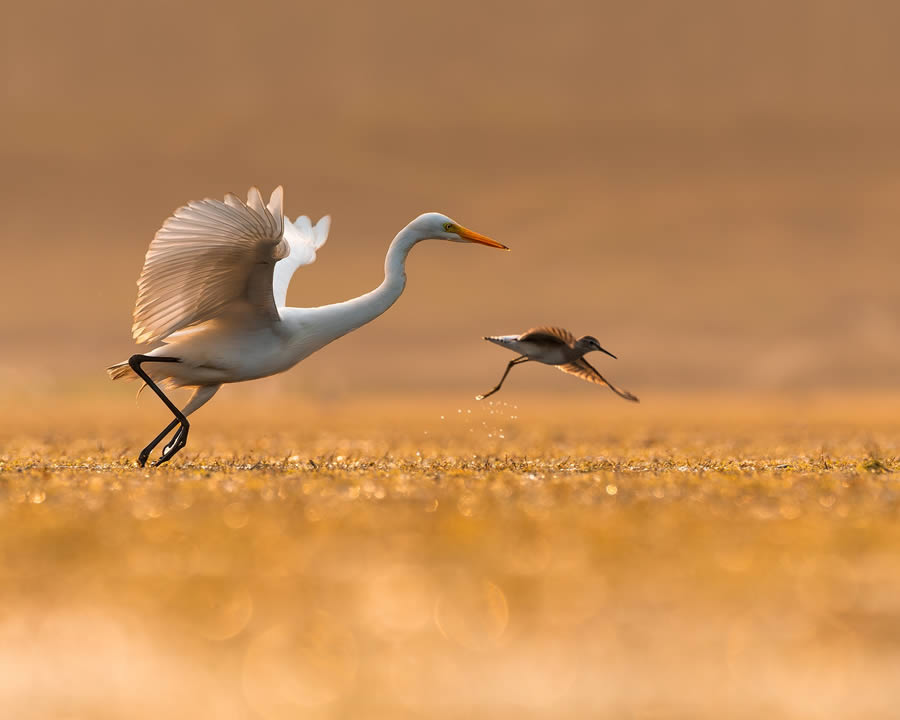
477, 326, 639, 402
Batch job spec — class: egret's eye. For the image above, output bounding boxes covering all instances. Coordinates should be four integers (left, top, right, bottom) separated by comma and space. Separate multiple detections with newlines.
443, 222, 454, 232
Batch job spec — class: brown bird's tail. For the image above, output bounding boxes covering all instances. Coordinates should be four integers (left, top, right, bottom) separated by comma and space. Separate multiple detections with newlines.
483, 334, 521, 350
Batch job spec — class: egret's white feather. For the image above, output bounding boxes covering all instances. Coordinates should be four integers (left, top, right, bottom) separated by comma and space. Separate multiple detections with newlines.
272, 214, 331, 308
312, 215, 330, 250
132, 187, 286, 344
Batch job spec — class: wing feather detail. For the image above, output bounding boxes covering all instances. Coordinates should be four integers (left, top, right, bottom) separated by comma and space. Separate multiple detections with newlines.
132, 186, 287, 344
518, 326, 576, 346
557, 358, 639, 402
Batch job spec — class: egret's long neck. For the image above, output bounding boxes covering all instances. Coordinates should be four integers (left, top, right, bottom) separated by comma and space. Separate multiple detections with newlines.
283, 226, 420, 346
343, 226, 418, 324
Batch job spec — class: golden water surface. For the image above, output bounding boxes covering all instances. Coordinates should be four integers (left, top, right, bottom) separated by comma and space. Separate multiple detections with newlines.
2, 393, 898, 718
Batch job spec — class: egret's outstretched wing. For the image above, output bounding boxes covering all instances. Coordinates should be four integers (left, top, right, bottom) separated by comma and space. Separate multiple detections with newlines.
132, 187, 287, 344
557, 358, 639, 402
272, 214, 331, 308
519, 326, 576, 347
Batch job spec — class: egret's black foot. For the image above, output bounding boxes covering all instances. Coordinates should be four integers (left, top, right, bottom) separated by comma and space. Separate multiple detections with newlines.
154, 423, 189, 466
162, 425, 185, 455
137, 417, 180, 468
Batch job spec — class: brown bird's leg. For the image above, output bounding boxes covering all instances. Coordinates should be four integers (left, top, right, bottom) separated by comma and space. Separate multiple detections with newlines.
476, 356, 529, 400
128, 355, 188, 467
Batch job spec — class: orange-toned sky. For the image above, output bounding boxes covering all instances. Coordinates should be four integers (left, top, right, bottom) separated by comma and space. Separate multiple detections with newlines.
3, 0, 899, 394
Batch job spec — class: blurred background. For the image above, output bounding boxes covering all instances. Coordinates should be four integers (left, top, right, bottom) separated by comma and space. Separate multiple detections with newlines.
5, 5, 900, 719
3, 0, 900, 395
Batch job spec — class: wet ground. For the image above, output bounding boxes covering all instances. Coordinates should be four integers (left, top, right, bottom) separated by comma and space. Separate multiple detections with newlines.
1, 393, 899, 718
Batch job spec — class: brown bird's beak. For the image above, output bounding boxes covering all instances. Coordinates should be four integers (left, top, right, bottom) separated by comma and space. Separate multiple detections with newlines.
452, 224, 509, 250
598, 346, 617, 360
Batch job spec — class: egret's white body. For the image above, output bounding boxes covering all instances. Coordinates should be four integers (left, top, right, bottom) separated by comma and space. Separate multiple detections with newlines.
108, 186, 506, 465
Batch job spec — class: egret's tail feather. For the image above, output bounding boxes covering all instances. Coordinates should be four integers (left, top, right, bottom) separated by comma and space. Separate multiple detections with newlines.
107, 361, 136, 381
108, 361, 165, 400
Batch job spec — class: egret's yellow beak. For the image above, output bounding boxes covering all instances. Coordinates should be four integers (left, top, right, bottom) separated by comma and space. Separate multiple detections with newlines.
451, 223, 508, 250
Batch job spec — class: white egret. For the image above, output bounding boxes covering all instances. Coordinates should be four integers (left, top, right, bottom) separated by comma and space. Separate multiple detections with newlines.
476, 326, 639, 401
108, 186, 507, 466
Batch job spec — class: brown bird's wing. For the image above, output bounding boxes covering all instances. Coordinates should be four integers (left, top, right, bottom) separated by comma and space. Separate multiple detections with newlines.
557, 358, 639, 402
518, 326, 576, 347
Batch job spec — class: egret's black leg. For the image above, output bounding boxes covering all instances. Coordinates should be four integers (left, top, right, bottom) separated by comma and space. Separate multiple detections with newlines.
162, 424, 184, 455
156, 423, 189, 467
476, 356, 529, 400
138, 417, 179, 467
128, 354, 188, 467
